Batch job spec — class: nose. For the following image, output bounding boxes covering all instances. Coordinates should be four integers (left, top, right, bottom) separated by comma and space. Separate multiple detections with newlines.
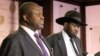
74, 26, 79, 34
76, 27, 79, 30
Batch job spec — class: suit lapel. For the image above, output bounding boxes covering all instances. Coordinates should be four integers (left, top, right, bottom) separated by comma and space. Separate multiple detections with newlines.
24, 35, 43, 54
58, 32, 67, 56
19, 27, 43, 55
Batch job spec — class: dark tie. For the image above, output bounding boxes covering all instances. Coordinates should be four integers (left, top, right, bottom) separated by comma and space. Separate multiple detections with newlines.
34, 33, 49, 56
70, 38, 79, 56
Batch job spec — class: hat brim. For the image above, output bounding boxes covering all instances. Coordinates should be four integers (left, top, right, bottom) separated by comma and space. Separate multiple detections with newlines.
56, 17, 87, 26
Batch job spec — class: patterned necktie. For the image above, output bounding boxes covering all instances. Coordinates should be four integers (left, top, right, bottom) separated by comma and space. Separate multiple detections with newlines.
34, 33, 49, 56
70, 38, 78, 56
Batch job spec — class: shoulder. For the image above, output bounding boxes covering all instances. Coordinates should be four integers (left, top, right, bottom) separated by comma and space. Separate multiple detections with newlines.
95, 52, 100, 56
46, 32, 62, 44
7, 30, 22, 39
2, 28, 26, 45
47, 32, 62, 39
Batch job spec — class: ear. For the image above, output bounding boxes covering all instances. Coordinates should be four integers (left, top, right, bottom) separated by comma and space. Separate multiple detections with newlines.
63, 22, 68, 30
64, 22, 68, 27
23, 15, 28, 22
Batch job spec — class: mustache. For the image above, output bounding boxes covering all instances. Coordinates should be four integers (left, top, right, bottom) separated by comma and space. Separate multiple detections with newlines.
65, 30, 77, 38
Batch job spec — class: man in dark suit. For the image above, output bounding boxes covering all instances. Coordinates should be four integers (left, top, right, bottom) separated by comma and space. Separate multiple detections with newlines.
47, 10, 87, 56
0, 2, 53, 56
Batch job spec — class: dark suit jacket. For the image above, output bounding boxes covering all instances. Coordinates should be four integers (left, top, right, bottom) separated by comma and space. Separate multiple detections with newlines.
47, 32, 84, 56
0, 26, 53, 56
95, 51, 100, 56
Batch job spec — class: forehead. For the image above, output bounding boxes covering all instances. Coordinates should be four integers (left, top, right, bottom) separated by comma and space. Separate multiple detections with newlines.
31, 7, 43, 15
69, 22, 80, 26
20, 2, 43, 12
33, 6, 43, 11
29, 4, 43, 13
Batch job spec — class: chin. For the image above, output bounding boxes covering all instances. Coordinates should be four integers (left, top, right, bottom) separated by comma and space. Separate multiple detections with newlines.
74, 33, 77, 35
39, 26, 44, 29
72, 33, 77, 35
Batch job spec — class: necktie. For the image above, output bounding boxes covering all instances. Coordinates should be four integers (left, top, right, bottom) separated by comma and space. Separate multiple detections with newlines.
70, 38, 78, 56
34, 33, 49, 56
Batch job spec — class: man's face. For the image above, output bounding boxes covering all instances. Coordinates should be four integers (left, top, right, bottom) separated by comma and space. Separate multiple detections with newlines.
25, 5, 44, 30
64, 22, 80, 35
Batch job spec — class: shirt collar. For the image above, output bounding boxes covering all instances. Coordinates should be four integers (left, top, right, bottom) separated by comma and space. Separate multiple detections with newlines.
21, 25, 39, 36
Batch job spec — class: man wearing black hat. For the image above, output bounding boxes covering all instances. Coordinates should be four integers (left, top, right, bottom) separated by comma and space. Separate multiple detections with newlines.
47, 10, 87, 56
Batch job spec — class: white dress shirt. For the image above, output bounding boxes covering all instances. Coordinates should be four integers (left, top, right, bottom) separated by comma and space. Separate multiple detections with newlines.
62, 30, 77, 56
21, 25, 50, 56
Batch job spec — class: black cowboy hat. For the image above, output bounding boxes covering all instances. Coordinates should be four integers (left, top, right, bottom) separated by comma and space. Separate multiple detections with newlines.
56, 10, 87, 26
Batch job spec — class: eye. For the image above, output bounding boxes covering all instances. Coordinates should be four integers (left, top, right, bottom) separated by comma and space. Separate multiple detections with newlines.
34, 12, 43, 17
71, 22, 80, 27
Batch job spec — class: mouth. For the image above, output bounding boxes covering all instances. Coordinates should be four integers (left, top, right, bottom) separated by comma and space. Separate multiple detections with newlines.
72, 32, 77, 35
40, 22, 44, 27
41, 24, 44, 26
